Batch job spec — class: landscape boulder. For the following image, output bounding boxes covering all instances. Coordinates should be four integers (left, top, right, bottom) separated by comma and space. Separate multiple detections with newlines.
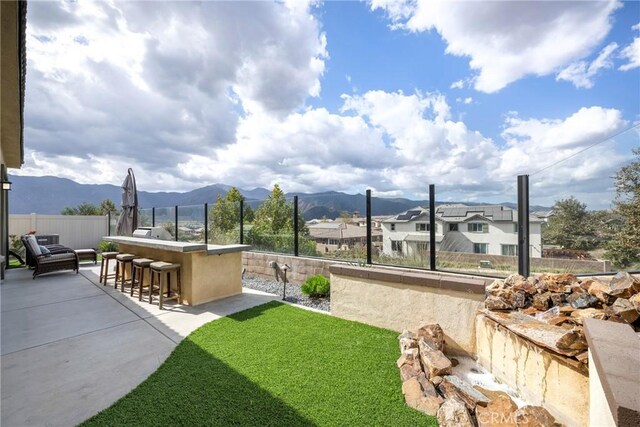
607, 272, 640, 299
437, 397, 474, 427
514, 405, 559, 426
476, 392, 518, 427
416, 323, 445, 351
438, 375, 490, 410
419, 338, 452, 378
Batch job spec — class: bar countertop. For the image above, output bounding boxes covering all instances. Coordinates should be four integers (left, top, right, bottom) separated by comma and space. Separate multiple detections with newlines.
103, 236, 251, 254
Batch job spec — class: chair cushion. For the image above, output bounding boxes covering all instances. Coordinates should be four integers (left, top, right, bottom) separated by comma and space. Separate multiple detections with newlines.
39, 253, 77, 264
116, 253, 136, 261
101, 252, 119, 259
24, 235, 42, 257
39, 246, 52, 257
150, 261, 180, 271
133, 258, 154, 266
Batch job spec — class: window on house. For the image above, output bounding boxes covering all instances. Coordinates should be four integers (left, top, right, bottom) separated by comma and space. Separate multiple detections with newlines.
416, 223, 428, 232
391, 240, 402, 253
473, 243, 488, 254
501, 244, 518, 256
390, 223, 395, 231
328, 239, 339, 245
514, 223, 519, 233
468, 223, 488, 233
449, 223, 458, 231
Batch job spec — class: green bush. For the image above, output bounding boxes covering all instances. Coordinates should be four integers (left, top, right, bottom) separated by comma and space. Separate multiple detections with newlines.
98, 240, 118, 253
301, 274, 330, 298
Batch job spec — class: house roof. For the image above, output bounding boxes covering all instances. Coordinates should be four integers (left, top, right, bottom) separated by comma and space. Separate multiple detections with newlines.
308, 223, 381, 239
384, 204, 543, 224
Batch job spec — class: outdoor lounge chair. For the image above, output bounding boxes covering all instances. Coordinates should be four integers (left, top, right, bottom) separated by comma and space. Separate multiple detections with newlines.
21, 235, 79, 279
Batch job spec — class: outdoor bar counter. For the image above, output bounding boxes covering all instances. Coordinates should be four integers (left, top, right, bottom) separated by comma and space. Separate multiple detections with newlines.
103, 236, 250, 306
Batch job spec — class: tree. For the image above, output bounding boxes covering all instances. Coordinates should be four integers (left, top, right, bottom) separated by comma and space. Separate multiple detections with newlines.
253, 184, 305, 234
542, 196, 597, 250
98, 199, 119, 215
606, 148, 640, 268
61, 202, 101, 215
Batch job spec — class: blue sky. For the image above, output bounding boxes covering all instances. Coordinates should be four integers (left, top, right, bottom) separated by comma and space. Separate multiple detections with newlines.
12, 0, 640, 208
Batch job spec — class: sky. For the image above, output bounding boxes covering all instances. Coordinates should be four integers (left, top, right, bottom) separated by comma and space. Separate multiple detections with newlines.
12, 0, 640, 208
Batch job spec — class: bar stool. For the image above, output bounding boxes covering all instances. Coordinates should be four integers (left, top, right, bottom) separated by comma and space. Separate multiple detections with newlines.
131, 258, 154, 301
99, 252, 119, 286
114, 253, 136, 291
149, 261, 181, 309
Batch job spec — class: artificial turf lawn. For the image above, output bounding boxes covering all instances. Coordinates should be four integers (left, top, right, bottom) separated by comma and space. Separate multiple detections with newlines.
82, 301, 437, 426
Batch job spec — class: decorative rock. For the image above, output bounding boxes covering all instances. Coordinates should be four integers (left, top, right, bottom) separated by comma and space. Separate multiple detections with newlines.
399, 354, 422, 381
419, 338, 452, 378
513, 291, 527, 309
476, 393, 518, 427
567, 292, 598, 309
416, 373, 440, 398
588, 279, 612, 303
612, 298, 640, 323
514, 405, 558, 426
576, 351, 589, 364
396, 351, 418, 368
570, 308, 605, 324
504, 274, 526, 286
513, 278, 537, 295
607, 272, 640, 299
549, 293, 564, 307
630, 293, 640, 313
532, 292, 551, 311
399, 330, 418, 353
439, 375, 491, 410
402, 375, 443, 416
416, 323, 445, 351
430, 375, 443, 386
437, 398, 474, 427
555, 327, 587, 352
486, 295, 514, 311
450, 357, 460, 367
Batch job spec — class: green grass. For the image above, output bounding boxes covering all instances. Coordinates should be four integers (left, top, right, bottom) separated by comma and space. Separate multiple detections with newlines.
82, 302, 436, 427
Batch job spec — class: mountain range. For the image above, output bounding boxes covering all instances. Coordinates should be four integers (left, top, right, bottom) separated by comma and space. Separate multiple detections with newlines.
7, 175, 548, 220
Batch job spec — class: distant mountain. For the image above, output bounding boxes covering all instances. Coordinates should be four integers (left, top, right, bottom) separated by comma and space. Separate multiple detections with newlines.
7, 174, 550, 218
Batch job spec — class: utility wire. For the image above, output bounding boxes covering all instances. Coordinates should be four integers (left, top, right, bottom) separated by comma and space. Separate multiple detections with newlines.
529, 122, 640, 176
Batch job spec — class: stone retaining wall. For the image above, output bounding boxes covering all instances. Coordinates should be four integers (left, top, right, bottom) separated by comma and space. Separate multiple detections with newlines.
242, 251, 339, 284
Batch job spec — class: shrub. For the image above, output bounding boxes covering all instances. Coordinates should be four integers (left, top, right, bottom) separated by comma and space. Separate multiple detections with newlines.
301, 274, 330, 298
98, 240, 118, 253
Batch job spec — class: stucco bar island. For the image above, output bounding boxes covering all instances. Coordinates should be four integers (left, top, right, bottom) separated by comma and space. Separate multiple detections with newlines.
104, 236, 250, 306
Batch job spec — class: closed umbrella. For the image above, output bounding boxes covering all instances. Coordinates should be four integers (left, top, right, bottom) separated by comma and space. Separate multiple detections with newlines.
116, 168, 138, 236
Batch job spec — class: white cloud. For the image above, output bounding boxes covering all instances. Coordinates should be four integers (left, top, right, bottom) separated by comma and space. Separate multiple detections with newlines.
22, 0, 327, 184
450, 79, 464, 89
557, 42, 618, 88
372, 0, 621, 92
619, 23, 640, 71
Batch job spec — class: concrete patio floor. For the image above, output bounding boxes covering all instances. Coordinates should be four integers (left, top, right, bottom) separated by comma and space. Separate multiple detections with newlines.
1, 263, 279, 426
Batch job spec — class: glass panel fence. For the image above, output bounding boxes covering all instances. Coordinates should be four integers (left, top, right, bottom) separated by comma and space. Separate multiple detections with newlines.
529, 127, 638, 275
433, 186, 518, 278
138, 208, 152, 227
153, 206, 176, 240
177, 204, 205, 243
207, 200, 241, 245
244, 198, 297, 255
301, 192, 366, 264
371, 190, 432, 270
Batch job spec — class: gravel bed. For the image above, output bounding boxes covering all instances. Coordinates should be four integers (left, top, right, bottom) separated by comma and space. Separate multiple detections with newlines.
242, 276, 330, 312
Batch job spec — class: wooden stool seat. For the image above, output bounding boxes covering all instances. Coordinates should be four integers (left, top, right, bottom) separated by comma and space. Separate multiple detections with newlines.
115, 254, 137, 291
131, 258, 155, 301
99, 252, 119, 286
149, 262, 181, 309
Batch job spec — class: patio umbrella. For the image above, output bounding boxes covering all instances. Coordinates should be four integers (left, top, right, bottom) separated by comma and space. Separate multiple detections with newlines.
115, 168, 138, 236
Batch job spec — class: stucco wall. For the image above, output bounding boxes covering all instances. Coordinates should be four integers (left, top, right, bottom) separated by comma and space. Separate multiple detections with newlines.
475, 314, 589, 427
588, 351, 616, 427
242, 251, 337, 284
329, 265, 487, 355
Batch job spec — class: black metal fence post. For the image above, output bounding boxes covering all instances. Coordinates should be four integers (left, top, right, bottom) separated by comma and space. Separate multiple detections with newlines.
239, 199, 244, 244
204, 203, 208, 244
429, 184, 436, 271
366, 189, 372, 264
517, 175, 530, 277
293, 196, 299, 256
107, 212, 111, 236
174, 205, 179, 242
152, 207, 155, 227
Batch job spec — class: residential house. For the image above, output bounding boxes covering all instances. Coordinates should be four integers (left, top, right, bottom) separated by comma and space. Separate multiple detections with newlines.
382, 204, 543, 258
307, 222, 382, 254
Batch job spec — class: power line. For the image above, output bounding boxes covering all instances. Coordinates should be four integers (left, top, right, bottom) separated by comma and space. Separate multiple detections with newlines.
529, 123, 640, 176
